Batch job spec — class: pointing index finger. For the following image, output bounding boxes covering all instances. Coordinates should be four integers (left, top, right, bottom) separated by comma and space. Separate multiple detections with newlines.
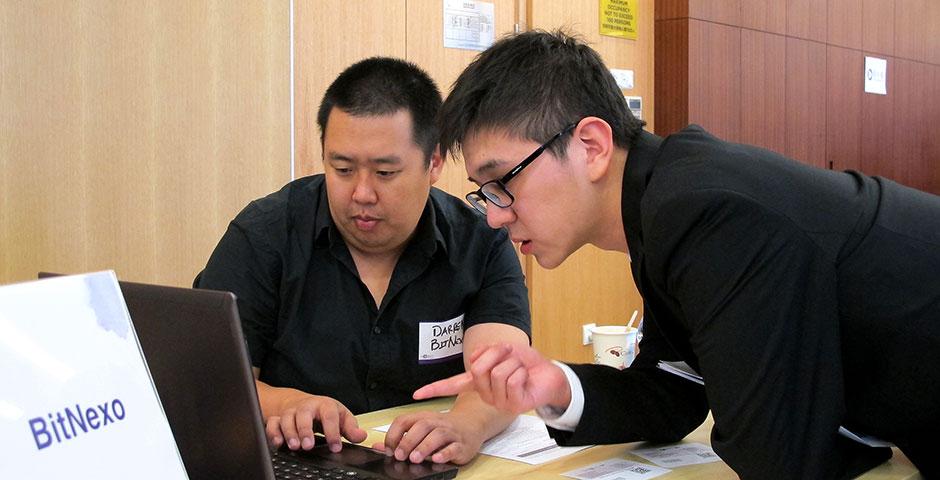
413, 372, 473, 400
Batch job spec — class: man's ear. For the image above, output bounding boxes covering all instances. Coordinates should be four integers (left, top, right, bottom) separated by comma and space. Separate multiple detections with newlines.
575, 117, 615, 182
428, 145, 444, 185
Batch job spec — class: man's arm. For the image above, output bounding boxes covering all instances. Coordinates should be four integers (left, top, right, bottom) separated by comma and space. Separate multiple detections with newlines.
644, 189, 888, 479
378, 322, 529, 464
253, 367, 367, 453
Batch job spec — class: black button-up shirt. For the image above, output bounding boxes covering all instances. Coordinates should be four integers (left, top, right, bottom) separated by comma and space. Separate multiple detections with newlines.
196, 175, 531, 414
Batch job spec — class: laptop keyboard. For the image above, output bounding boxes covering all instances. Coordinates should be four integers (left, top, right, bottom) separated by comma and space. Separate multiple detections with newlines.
272, 449, 374, 480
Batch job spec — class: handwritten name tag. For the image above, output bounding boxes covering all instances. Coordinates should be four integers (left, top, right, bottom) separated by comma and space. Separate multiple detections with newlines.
418, 314, 464, 364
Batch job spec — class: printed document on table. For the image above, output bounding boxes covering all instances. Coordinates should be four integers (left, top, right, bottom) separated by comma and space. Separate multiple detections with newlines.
631, 443, 720, 468
563, 459, 670, 480
479, 414, 592, 464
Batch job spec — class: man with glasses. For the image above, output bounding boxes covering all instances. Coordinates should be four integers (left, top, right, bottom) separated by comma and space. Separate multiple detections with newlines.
415, 30, 940, 478
196, 57, 531, 465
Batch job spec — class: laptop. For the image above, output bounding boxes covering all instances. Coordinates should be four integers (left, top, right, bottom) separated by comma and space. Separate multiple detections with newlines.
1, 271, 189, 479
39, 272, 459, 480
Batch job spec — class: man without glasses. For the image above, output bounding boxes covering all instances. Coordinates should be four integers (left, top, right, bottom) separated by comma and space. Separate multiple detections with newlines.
197, 57, 531, 465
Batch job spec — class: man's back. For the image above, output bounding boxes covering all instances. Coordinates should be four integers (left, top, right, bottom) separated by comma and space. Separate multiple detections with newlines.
635, 124, 940, 476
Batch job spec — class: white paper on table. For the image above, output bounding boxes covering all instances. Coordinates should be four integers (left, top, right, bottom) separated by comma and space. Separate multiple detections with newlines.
563, 459, 671, 480
479, 415, 593, 464
630, 442, 720, 468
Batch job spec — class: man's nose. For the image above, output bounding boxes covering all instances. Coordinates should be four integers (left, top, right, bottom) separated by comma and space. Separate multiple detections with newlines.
485, 204, 515, 229
351, 174, 378, 204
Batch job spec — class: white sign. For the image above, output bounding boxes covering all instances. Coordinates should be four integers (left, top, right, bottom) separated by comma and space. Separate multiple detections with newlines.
418, 314, 464, 364
864, 56, 888, 95
610, 69, 635, 90
443, 0, 495, 51
0, 272, 188, 479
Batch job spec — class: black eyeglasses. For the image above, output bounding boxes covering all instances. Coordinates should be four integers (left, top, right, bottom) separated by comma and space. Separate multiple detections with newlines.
466, 122, 577, 215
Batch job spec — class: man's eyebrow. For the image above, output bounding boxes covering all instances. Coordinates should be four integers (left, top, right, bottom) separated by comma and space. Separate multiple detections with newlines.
326, 152, 402, 165
327, 152, 352, 162
468, 159, 503, 184
370, 156, 403, 166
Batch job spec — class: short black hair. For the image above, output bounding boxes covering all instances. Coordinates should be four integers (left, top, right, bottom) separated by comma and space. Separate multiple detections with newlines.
317, 57, 442, 164
439, 29, 645, 161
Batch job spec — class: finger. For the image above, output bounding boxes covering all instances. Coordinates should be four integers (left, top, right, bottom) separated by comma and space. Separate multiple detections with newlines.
488, 355, 522, 410
430, 442, 465, 464
394, 419, 438, 462
265, 416, 284, 448
318, 402, 343, 452
383, 414, 418, 451
279, 411, 301, 450
408, 428, 454, 464
294, 409, 316, 450
413, 372, 474, 400
371, 441, 388, 455
339, 409, 366, 443
469, 345, 514, 403
506, 367, 530, 413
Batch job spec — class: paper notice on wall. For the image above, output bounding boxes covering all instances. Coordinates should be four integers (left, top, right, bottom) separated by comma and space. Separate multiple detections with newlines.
443, 0, 495, 51
600, 0, 639, 40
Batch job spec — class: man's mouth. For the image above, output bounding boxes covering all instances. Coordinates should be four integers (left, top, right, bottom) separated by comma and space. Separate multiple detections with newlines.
353, 215, 380, 231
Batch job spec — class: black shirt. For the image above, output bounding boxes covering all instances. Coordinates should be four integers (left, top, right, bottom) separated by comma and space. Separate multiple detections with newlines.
554, 126, 940, 478
196, 175, 531, 414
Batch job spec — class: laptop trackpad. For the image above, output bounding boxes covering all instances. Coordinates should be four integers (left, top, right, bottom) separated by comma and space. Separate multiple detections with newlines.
276, 437, 458, 480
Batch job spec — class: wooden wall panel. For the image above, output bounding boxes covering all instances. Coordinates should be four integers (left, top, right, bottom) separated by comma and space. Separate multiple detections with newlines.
0, 1, 291, 287
688, 0, 739, 25
655, 0, 689, 20
406, 0, 517, 198
741, 0, 787, 35
828, 0, 862, 49
293, 0, 406, 178
862, 0, 894, 56
688, 20, 741, 142
892, 59, 926, 190
826, 46, 863, 172
740, 30, 786, 154
527, 0, 653, 363
654, 19, 690, 136
787, 0, 827, 43
860, 57, 895, 181
927, 0, 940, 65
785, 37, 828, 169
894, 0, 928, 62
927, 65, 940, 194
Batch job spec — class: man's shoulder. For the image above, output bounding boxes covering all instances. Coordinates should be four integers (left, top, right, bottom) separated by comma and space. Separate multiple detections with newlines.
235, 175, 324, 226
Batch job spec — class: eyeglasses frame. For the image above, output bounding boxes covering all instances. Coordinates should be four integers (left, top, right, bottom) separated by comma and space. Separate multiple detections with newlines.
465, 122, 578, 214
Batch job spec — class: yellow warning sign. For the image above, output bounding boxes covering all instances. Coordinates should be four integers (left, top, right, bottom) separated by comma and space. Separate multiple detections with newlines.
600, 0, 638, 40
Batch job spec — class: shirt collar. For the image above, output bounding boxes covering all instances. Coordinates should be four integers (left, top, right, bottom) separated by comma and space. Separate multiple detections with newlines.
621, 129, 664, 252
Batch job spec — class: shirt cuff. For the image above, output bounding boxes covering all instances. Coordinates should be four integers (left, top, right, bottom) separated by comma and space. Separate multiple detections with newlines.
535, 361, 585, 432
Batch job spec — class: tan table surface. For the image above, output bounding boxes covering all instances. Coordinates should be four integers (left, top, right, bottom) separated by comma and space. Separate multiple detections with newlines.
355, 398, 922, 480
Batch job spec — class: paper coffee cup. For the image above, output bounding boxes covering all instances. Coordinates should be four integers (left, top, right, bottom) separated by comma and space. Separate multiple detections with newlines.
591, 325, 638, 369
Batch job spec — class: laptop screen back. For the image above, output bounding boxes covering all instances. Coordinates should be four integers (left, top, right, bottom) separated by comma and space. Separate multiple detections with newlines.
113, 279, 275, 480
0, 271, 189, 479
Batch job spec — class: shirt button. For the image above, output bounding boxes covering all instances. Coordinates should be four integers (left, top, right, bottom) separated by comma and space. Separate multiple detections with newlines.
369, 382, 379, 390
372, 326, 381, 334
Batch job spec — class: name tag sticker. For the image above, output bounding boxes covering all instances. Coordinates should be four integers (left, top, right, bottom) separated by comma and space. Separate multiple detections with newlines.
418, 314, 464, 364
